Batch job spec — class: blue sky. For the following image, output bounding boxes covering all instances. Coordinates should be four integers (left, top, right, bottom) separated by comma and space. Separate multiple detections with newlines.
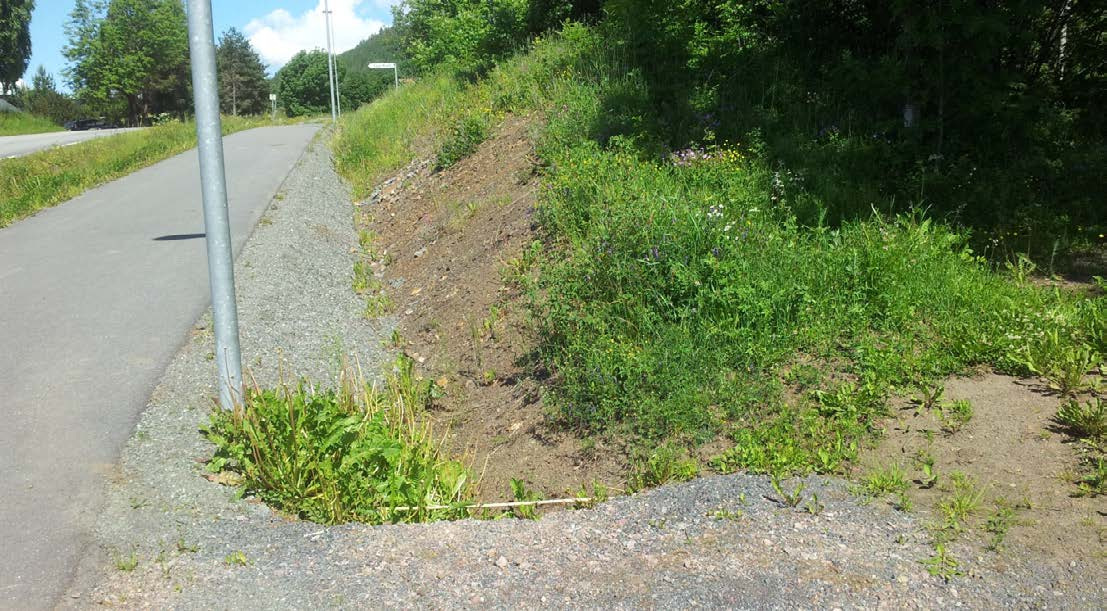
26, 1, 399, 89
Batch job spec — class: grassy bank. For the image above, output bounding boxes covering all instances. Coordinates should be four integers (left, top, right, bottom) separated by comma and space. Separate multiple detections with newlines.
336, 24, 1104, 469
0, 115, 292, 228
210, 24, 1099, 524
0, 112, 63, 136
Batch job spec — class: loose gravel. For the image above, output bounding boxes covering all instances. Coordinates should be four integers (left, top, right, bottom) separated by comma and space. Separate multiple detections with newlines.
61, 134, 1105, 609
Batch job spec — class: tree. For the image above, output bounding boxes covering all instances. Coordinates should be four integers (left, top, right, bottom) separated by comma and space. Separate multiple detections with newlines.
216, 27, 269, 116
0, 0, 35, 95
24, 65, 80, 124
63, 0, 190, 125
275, 50, 338, 117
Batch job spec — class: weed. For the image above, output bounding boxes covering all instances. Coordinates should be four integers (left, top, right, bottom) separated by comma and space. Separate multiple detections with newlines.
922, 544, 962, 581
574, 481, 610, 508
916, 383, 945, 412
709, 507, 743, 521
479, 370, 497, 386
862, 464, 910, 497
804, 493, 825, 516
224, 551, 250, 567
352, 261, 374, 294
938, 472, 984, 532
939, 399, 974, 434
1020, 330, 1100, 395
893, 491, 913, 512
770, 474, 806, 508
203, 357, 473, 525
629, 444, 698, 491
914, 449, 939, 489
984, 503, 1017, 552
1074, 457, 1106, 498
509, 479, 543, 519
176, 537, 199, 554
113, 550, 139, 572
1056, 398, 1106, 441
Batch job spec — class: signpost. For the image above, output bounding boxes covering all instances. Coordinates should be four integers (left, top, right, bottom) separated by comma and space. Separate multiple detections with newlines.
269, 93, 277, 121
368, 62, 399, 89
185, 0, 243, 410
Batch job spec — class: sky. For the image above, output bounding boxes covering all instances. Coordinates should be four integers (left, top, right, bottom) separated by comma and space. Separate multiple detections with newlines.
24, 0, 400, 89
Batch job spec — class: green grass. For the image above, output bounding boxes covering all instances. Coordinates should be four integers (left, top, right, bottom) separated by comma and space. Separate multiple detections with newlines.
0, 112, 63, 136
0, 115, 290, 228
203, 357, 473, 525
328, 24, 1104, 502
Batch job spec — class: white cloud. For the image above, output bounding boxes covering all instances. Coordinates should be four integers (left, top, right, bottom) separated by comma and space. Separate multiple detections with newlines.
244, 1, 389, 71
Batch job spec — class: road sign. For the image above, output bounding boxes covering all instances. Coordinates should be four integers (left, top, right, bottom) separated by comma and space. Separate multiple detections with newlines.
368, 63, 399, 89
269, 94, 276, 101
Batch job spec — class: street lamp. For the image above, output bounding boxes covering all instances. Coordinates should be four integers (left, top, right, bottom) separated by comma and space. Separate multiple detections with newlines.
368, 62, 399, 90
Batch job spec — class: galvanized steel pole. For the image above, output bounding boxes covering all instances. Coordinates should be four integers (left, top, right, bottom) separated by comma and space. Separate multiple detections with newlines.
186, 0, 244, 410
323, 0, 337, 123
329, 10, 341, 116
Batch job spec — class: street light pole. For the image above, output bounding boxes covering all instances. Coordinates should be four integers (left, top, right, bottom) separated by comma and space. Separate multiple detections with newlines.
323, 0, 337, 123
185, 0, 243, 410
328, 8, 341, 116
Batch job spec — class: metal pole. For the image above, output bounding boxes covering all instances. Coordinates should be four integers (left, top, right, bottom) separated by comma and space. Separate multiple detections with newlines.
329, 11, 341, 116
394, 66, 398, 90
186, 0, 243, 410
323, 0, 337, 123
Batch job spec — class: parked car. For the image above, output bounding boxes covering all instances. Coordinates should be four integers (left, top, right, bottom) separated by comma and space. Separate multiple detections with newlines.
64, 118, 119, 131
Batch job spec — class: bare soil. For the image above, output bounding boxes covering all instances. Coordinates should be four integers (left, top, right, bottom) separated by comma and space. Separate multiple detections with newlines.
357, 114, 629, 502
859, 372, 1106, 562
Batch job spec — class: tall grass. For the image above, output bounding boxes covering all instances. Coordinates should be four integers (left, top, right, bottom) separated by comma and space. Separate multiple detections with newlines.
0, 115, 287, 228
0, 112, 63, 136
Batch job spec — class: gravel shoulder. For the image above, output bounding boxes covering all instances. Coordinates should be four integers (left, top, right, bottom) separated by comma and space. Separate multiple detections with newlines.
62, 134, 1105, 609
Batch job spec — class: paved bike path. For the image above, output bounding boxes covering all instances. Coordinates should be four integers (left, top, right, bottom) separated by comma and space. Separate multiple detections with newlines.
0, 124, 321, 608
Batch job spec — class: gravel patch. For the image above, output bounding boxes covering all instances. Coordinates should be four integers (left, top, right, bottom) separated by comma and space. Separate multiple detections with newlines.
62, 136, 1105, 609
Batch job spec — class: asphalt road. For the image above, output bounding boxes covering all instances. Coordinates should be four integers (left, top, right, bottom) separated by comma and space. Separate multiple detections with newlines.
0, 128, 143, 159
0, 123, 321, 608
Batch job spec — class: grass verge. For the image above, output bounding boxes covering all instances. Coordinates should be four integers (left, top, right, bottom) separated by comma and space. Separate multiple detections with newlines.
0, 112, 63, 136
0, 115, 296, 228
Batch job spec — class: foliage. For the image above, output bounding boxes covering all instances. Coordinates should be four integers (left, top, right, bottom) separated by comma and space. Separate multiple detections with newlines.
204, 358, 474, 525
436, 112, 491, 169
394, 0, 601, 76
600, 1, 1107, 260
333, 23, 1105, 486
0, 114, 275, 227
0, 0, 34, 95
1056, 397, 1106, 442
216, 28, 269, 116
0, 110, 61, 136
63, 0, 191, 125
20, 66, 81, 125
276, 50, 341, 117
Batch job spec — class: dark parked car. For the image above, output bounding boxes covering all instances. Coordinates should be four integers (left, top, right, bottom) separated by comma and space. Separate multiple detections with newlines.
64, 118, 119, 131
